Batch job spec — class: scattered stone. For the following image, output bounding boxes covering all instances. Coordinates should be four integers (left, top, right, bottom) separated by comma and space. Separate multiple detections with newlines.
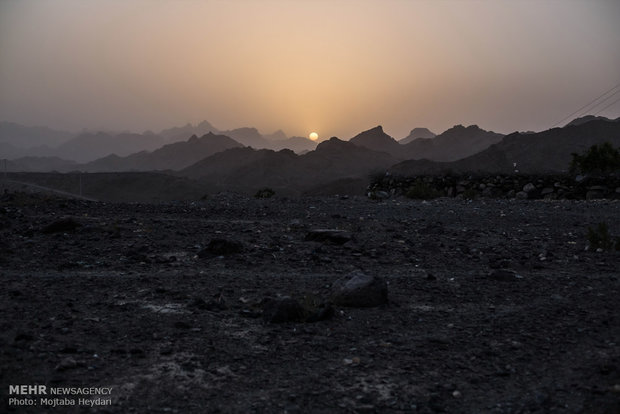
198, 239, 243, 257
305, 303, 334, 323
515, 191, 528, 200
173, 321, 191, 329
42, 218, 81, 234
262, 297, 306, 323
239, 309, 262, 319
586, 190, 605, 200
374, 191, 390, 200
343, 357, 360, 366
488, 269, 519, 281
332, 271, 388, 307
188, 296, 227, 311
523, 183, 536, 193
305, 229, 352, 245
55, 357, 78, 371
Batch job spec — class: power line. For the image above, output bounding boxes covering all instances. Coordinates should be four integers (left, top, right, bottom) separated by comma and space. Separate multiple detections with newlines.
593, 93, 620, 116
588, 87, 620, 113
552, 82, 620, 128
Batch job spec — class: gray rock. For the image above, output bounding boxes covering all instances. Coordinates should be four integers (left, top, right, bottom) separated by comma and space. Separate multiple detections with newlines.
55, 357, 78, 371
541, 188, 554, 196
262, 297, 306, 323
586, 190, 605, 200
198, 239, 243, 257
305, 229, 352, 245
587, 185, 607, 192
488, 269, 519, 281
515, 191, 528, 200
523, 183, 536, 193
332, 271, 388, 307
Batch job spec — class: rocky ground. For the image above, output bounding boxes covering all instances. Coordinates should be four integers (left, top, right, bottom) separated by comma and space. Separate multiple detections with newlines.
1, 191, 619, 413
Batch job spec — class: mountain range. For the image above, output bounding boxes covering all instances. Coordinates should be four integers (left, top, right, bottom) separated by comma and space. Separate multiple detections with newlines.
399, 127, 436, 144
3, 115, 619, 195
390, 116, 620, 176
0, 120, 317, 163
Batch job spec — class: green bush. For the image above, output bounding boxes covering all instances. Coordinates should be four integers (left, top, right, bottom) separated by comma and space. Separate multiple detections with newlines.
587, 223, 619, 251
570, 142, 620, 174
462, 188, 478, 200
405, 182, 441, 200
254, 187, 275, 199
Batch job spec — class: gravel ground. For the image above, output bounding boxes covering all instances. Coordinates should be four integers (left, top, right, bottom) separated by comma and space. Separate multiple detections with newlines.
1, 192, 619, 413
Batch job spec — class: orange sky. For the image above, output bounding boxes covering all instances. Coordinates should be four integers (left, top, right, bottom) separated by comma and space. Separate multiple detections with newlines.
1, 0, 619, 140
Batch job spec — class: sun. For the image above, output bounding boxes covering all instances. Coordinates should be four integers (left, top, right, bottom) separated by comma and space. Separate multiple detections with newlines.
309, 132, 319, 141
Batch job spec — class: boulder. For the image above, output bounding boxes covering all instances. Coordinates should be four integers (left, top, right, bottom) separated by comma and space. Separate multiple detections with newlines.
332, 271, 388, 307
262, 297, 306, 323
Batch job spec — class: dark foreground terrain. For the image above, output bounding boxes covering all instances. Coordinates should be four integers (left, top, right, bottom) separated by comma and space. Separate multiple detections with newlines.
1, 191, 619, 413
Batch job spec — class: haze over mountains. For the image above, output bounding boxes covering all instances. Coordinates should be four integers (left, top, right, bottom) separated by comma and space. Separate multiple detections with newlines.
2, 116, 619, 195
0, 120, 318, 163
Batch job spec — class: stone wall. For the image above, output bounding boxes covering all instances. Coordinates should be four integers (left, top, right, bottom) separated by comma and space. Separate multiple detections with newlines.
367, 174, 620, 200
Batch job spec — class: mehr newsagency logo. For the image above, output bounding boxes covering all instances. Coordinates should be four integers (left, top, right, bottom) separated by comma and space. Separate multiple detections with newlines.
8, 385, 113, 408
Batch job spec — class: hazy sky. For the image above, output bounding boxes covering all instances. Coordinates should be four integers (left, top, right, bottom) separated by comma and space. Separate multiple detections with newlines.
1, 0, 619, 140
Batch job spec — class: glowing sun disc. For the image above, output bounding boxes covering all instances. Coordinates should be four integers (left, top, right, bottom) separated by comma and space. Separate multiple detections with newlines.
309, 132, 319, 141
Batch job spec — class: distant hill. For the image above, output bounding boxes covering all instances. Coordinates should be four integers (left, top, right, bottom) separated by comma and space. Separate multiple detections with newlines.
390, 119, 620, 175
2, 119, 324, 161
348, 124, 502, 162
0, 122, 73, 149
56, 132, 167, 163
349, 126, 402, 157
83, 132, 243, 172
565, 115, 619, 127
402, 124, 504, 162
5, 156, 78, 172
264, 130, 288, 141
180, 136, 397, 194
399, 127, 436, 144
1, 142, 26, 159
219, 127, 272, 149
270, 136, 318, 153
306, 137, 397, 176
159, 120, 219, 142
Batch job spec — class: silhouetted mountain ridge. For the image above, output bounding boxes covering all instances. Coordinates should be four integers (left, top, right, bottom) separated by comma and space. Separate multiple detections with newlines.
349, 126, 401, 157
390, 119, 620, 175
401, 124, 504, 162
83, 132, 243, 172
399, 127, 436, 144
0, 122, 73, 148
179, 136, 397, 194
